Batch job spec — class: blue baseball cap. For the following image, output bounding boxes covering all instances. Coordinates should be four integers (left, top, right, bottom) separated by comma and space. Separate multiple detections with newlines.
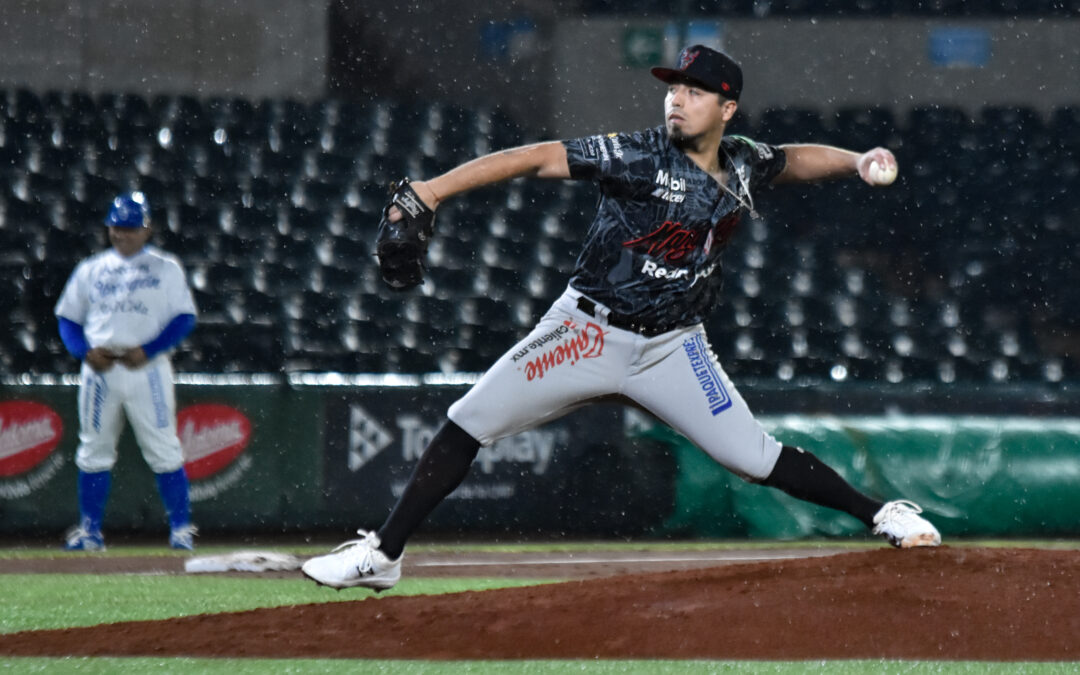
104, 192, 149, 228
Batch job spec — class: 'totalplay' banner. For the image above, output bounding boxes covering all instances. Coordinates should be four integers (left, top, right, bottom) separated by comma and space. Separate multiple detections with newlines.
321, 387, 677, 537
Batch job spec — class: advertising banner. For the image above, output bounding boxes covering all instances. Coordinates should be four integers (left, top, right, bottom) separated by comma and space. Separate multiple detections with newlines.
320, 387, 676, 537
0, 399, 67, 502
0, 384, 322, 536
5, 379, 1077, 540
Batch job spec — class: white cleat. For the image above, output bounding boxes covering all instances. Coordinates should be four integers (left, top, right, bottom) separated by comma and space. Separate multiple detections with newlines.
63, 524, 106, 552
872, 499, 942, 548
301, 529, 402, 591
169, 524, 198, 551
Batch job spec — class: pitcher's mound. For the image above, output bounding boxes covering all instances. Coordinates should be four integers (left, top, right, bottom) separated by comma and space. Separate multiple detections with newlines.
1, 546, 1077, 661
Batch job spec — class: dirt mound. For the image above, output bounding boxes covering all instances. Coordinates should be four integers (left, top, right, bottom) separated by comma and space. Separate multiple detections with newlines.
1, 546, 1077, 660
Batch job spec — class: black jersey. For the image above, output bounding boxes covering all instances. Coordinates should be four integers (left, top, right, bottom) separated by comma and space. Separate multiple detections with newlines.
562, 126, 786, 330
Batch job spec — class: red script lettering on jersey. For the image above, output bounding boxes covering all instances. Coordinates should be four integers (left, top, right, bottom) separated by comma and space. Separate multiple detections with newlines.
623, 221, 700, 263
524, 321, 606, 381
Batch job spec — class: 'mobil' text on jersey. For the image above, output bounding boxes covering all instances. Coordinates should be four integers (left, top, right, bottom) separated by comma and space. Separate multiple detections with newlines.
562, 128, 786, 330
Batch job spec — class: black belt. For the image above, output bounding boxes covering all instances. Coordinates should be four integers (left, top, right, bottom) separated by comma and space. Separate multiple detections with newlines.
575, 296, 674, 338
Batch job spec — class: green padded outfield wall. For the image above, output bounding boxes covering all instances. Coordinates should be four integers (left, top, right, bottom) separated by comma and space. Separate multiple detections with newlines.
648, 414, 1080, 539
2, 380, 1078, 539
0, 381, 324, 536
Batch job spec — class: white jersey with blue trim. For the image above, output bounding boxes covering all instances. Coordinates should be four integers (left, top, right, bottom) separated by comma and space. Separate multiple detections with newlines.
55, 245, 197, 353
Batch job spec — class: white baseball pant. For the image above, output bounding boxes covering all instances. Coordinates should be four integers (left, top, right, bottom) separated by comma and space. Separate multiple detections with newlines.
75, 355, 185, 474
449, 286, 783, 481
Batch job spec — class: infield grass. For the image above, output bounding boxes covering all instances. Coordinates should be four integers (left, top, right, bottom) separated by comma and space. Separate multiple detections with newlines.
0, 573, 546, 633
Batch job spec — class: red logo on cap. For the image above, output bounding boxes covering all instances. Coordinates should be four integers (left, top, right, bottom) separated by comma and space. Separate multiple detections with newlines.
679, 50, 700, 70
721, 82, 731, 92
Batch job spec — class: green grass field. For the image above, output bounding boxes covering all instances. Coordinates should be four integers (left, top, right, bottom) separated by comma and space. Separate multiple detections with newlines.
1, 541, 1077, 673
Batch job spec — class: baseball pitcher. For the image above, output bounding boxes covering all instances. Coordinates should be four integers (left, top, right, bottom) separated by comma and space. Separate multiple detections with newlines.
304, 45, 940, 591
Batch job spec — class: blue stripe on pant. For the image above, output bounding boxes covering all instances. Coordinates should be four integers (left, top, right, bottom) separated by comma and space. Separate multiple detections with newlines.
90, 376, 106, 431
147, 367, 169, 429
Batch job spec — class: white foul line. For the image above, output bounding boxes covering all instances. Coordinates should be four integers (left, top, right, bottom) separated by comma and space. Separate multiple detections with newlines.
413, 552, 825, 568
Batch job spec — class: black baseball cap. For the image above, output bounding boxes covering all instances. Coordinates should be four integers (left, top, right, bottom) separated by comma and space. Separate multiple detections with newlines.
651, 45, 743, 101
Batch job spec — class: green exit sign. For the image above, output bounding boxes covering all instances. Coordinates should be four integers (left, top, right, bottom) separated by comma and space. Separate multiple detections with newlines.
622, 27, 663, 68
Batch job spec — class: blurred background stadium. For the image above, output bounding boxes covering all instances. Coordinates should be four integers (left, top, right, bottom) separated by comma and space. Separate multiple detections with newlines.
1, 0, 1077, 388
0, 1, 1077, 539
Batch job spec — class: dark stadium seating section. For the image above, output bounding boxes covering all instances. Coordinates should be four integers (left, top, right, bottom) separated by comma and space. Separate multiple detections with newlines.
1, 87, 1076, 385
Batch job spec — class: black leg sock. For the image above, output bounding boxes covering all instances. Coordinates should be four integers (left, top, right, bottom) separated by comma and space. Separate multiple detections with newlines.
760, 445, 883, 527
376, 420, 480, 559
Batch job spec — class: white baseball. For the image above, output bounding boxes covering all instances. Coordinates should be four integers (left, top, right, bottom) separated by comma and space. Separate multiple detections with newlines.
868, 160, 898, 186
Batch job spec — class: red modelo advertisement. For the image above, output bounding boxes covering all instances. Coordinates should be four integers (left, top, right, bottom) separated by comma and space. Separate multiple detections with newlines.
178, 404, 252, 480
0, 400, 64, 477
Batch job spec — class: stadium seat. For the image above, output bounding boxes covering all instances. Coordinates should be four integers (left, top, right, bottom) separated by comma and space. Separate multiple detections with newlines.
831, 106, 901, 149
757, 107, 828, 144
0, 88, 1076, 384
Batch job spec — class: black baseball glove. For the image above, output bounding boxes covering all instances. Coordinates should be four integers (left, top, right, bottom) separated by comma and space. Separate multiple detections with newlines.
375, 178, 436, 291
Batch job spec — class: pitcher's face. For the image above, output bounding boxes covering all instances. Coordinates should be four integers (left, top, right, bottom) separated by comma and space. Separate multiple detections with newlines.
665, 82, 736, 142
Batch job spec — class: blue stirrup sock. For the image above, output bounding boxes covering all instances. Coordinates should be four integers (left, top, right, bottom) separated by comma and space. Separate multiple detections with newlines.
154, 468, 192, 530
77, 470, 111, 533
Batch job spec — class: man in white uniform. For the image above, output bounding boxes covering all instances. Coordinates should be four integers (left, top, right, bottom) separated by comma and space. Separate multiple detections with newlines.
55, 192, 199, 551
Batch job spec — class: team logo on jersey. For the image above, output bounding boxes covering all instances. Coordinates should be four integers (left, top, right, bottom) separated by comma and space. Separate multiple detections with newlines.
0, 400, 65, 499
682, 335, 732, 415
523, 320, 606, 381
179, 404, 253, 501
652, 169, 686, 203
623, 220, 700, 263
90, 264, 160, 302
